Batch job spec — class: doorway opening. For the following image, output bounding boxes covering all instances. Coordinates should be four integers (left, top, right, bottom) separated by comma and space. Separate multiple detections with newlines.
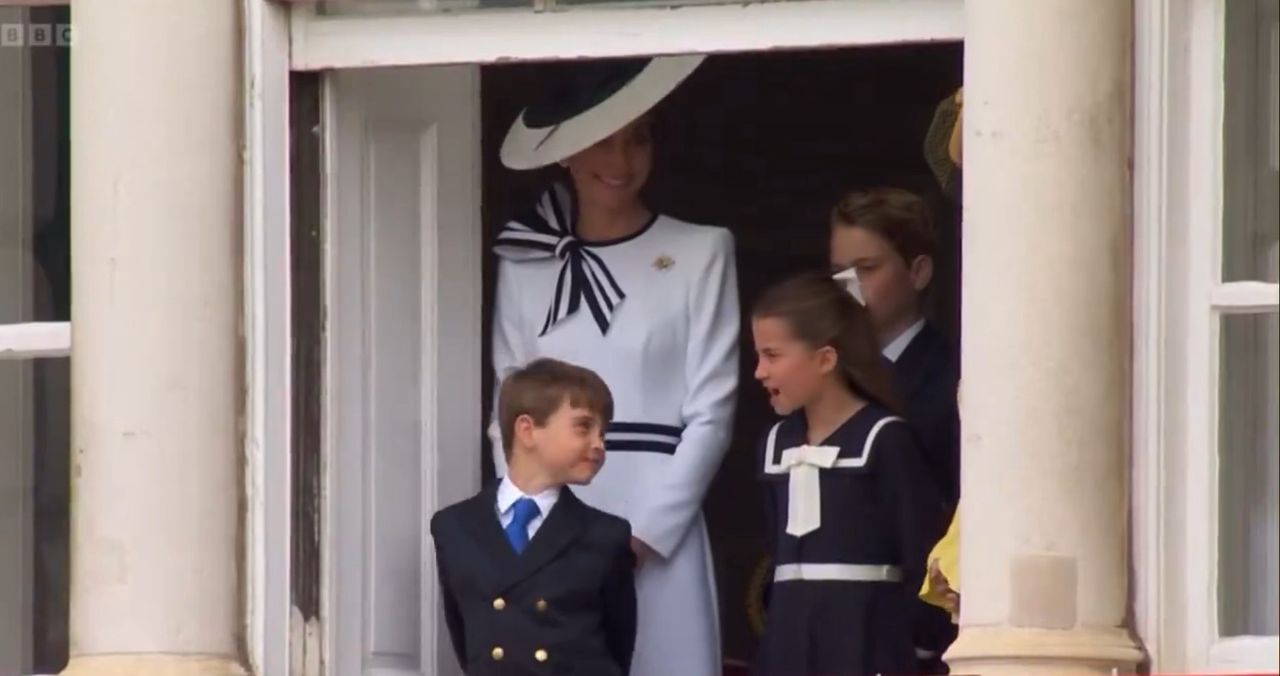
477, 44, 963, 662
316, 39, 962, 675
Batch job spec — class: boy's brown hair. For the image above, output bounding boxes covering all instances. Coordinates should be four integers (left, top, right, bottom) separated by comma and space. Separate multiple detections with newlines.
831, 187, 938, 266
498, 358, 614, 459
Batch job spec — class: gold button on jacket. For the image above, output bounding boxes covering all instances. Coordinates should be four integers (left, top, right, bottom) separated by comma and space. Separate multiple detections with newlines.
534, 649, 549, 663
492, 597, 506, 610
535, 599, 548, 612
490, 647, 504, 661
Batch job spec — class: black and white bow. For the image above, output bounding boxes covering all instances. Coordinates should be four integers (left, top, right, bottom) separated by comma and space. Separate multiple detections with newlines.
494, 184, 626, 336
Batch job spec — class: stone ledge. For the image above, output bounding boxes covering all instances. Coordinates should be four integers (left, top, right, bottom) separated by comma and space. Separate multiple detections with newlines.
61, 655, 247, 676
946, 625, 1146, 676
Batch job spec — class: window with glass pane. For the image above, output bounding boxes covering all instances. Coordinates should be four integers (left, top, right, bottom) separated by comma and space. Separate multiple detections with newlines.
1222, 0, 1279, 283
1217, 0, 1280, 641
1218, 312, 1280, 637
0, 4, 71, 673
0, 358, 71, 671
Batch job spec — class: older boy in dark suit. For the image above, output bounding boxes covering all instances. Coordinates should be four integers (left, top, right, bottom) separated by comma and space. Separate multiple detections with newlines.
430, 358, 636, 675
830, 187, 960, 674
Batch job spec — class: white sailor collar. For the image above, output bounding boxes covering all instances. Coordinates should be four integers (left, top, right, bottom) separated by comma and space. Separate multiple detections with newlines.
763, 411, 904, 536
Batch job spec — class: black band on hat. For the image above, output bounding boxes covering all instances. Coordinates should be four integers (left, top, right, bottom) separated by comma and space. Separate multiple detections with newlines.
522, 58, 651, 130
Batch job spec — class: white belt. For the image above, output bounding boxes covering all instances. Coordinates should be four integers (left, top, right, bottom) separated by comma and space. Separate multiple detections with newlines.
773, 563, 902, 583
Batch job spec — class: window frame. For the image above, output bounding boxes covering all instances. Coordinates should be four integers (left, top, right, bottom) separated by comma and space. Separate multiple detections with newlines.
288, 0, 964, 70
0, 3, 68, 361
1196, 0, 1280, 668
1, 6, 69, 674
0, 324, 69, 360
1136, 0, 1280, 672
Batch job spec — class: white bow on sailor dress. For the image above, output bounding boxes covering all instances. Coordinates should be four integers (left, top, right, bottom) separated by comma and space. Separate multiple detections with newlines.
776, 444, 842, 537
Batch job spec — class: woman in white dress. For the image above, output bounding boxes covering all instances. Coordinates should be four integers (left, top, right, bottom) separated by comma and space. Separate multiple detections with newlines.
489, 55, 738, 676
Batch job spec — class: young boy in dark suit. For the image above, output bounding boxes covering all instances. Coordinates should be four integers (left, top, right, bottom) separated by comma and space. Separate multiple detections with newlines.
430, 358, 637, 675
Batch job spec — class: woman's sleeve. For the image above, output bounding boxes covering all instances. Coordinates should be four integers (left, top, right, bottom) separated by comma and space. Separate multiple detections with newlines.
629, 229, 740, 557
488, 259, 527, 478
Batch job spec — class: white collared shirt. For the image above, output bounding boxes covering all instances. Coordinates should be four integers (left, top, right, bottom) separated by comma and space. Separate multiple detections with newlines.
495, 475, 561, 540
882, 318, 927, 363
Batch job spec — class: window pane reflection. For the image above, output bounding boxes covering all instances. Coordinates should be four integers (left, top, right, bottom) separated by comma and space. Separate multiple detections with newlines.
0, 357, 70, 674
1, 5, 71, 673
1222, 0, 1280, 283
1217, 312, 1280, 637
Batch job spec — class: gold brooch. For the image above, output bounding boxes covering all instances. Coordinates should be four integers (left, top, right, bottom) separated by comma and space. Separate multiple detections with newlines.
653, 254, 675, 271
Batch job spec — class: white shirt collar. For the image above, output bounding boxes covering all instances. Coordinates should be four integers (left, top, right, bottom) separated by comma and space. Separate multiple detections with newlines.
496, 475, 561, 518
882, 318, 927, 363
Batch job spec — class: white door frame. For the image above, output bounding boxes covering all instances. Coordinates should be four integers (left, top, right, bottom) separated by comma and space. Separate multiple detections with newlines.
242, 1, 293, 675
1131, 0, 1177, 668
262, 2, 967, 675
289, 0, 965, 70
300, 4, 965, 675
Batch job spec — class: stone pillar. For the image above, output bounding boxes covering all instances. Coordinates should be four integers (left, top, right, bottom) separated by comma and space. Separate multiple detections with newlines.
63, 1, 244, 675
947, 1, 1145, 675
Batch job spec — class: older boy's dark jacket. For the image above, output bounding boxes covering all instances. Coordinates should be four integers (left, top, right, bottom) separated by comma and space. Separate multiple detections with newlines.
890, 321, 961, 674
430, 484, 637, 676
891, 322, 960, 514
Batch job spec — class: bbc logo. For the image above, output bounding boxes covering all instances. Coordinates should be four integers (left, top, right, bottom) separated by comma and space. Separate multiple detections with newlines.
1, 23, 75, 47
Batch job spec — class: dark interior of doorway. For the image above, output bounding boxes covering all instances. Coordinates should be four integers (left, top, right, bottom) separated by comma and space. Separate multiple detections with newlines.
478, 43, 964, 664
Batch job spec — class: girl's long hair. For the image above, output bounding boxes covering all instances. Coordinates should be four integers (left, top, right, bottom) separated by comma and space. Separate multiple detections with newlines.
752, 271, 901, 414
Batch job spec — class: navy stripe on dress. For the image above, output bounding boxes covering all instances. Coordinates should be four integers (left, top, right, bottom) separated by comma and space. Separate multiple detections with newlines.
607, 440, 678, 455
605, 422, 683, 455
609, 422, 683, 437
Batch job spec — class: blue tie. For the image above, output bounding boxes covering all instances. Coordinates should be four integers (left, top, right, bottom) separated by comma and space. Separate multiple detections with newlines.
504, 497, 540, 554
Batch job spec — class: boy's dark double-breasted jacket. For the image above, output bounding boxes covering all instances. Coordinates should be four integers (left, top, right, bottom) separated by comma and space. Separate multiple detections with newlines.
430, 484, 637, 676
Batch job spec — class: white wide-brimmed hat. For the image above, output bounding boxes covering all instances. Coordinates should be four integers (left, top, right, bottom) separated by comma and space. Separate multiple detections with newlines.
500, 54, 706, 171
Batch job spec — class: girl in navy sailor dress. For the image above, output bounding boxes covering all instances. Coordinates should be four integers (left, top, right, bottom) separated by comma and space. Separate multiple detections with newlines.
750, 272, 946, 676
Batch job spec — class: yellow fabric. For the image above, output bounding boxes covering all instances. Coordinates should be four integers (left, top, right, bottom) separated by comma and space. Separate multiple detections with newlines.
947, 87, 963, 167
919, 512, 959, 612
922, 94, 960, 192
